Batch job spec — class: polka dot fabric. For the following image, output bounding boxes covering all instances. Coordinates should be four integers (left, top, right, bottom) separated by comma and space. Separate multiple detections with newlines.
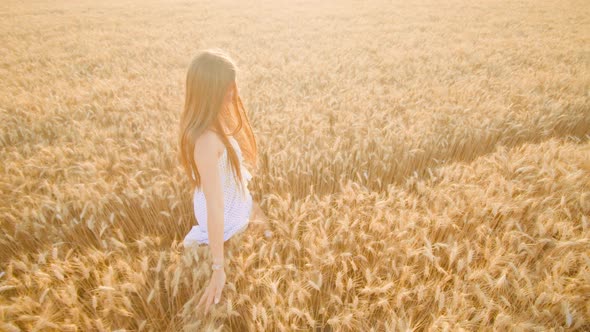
183, 136, 253, 247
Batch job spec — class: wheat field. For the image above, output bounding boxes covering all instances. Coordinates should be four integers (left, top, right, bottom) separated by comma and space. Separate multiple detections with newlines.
1, 0, 589, 330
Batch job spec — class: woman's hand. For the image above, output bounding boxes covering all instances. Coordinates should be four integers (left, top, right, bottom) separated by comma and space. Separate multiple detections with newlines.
197, 269, 226, 315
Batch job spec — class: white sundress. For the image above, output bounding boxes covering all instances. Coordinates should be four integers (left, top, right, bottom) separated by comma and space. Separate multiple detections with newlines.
183, 136, 253, 247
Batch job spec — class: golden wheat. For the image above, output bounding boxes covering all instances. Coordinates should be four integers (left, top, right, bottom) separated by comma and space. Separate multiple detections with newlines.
1, 0, 589, 331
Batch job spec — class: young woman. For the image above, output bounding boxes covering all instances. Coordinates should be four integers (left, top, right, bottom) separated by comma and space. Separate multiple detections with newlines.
178, 48, 267, 314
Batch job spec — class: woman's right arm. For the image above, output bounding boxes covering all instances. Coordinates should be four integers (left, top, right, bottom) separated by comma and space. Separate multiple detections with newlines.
194, 132, 227, 314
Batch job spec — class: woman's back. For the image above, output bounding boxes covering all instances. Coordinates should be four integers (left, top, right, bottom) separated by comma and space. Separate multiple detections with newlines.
183, 135, 253, 246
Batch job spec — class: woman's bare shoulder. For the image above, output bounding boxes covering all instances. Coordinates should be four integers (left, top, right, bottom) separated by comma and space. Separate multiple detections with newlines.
195, 130, 224, 159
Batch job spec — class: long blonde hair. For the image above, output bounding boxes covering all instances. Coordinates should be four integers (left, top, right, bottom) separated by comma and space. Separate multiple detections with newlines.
178, 48, 258, 194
